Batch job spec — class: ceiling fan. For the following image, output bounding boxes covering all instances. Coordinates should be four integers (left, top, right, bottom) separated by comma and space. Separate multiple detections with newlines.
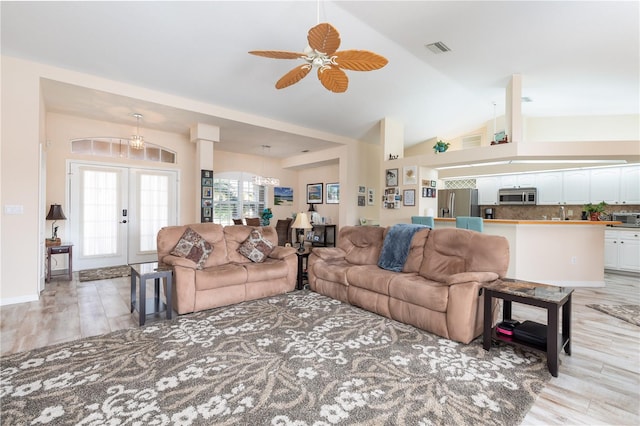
249, 22, 388, 93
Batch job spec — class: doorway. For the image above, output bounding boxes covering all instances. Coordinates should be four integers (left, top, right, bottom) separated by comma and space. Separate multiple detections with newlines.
69, 162, 178, 270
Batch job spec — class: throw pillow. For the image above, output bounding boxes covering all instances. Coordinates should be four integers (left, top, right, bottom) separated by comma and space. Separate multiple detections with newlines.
170, 227, 213, 269
238, 229, 274, 263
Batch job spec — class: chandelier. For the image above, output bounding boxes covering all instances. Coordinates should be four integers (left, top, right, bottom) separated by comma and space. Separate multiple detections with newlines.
130, 113, 145, 150
252, 145, 280, 186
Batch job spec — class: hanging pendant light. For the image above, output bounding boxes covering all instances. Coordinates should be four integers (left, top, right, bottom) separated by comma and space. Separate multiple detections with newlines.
252, 145, 280, 186
130, 113, 145, 150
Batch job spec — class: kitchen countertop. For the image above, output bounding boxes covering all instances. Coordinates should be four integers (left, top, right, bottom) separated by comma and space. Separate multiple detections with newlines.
434, 218, 622, 225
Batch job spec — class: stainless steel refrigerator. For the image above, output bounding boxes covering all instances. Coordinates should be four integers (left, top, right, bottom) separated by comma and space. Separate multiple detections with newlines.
437, 189, 480, 218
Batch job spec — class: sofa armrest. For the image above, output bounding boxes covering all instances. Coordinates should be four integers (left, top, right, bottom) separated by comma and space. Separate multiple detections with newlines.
161, 254, 197, 269
269, 246, 296, 259
311, 247, 347, 261
445, 271, 499, 285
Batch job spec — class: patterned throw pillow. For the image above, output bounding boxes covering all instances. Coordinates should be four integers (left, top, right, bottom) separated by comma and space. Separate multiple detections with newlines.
170, 227, 213, 269
238, 229, 274, 263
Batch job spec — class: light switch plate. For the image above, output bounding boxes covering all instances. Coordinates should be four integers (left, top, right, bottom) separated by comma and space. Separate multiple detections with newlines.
4, 205, 24, 215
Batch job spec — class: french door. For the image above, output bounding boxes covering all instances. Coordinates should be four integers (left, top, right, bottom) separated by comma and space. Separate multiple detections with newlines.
69, 162, 178, 270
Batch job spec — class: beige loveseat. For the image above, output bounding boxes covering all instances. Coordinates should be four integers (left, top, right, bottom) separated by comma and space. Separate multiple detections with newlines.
308, 226, 510, 344
157, 223, 297, 314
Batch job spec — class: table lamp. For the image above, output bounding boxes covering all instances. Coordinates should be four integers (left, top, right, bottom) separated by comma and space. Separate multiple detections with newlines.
291, 212, 312, 253
46, 204, 66, 241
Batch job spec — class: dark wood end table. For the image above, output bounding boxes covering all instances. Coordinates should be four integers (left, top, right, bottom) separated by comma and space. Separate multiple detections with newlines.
295, 248, 311, 290
46, 243, 73, 282
130, 262, 173, 326
482, 279, 573, 377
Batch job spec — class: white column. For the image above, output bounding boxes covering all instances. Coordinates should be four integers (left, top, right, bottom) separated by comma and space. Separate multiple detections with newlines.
505, 74, 523, 144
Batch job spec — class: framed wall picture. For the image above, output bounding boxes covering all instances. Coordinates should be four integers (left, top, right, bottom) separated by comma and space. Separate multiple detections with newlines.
357, 195, 365, 206
358, 185, 366, 194
403, 165, 418, 185
202, 186, 212, 198
274, 186, 293, 206
385, 168, 398, 187
422, 187, 428, 197
307, 183, 323, 204
426, 188, 433, 197
367, 188, 375, 206
403, 189, 415, 206
326, 183, 340, 204
430, 180, 437, 188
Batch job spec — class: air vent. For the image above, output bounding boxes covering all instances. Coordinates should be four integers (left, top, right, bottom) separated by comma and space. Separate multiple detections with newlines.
425, 41, 451, 54
462, 134, 482, 149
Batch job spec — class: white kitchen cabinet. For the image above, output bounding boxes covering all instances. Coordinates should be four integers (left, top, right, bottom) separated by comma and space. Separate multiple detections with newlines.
562, 169, 590, 205
604, 229, 640, 273
536, 172, 563, 205
477, 176, 500, 205
590, 168, 620, 204
620, 165, 640, 204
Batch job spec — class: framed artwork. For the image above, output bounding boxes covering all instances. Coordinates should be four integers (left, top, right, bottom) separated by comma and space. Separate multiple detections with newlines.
357, 195, 365, 206
202, 186, 212, 198
326, 183, 340, 204
358, 185, 366, 194
274, 186, 293, 206
385, 168, 398, 187
422, 187, 428, 198
307, 183, 323, 204
403, 165, 418, 185
431, 180, 437, 188
403, 189, 416, 206
367, 188, 375, 206
426, 188, 434, 197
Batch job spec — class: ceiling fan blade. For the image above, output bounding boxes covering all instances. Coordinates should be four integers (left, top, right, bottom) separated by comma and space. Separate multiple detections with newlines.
318, 66, 348, 93
307, 23, 340, 55
334, 50, 389, 71
249, 50, 305, 60
275, 64, 312, 89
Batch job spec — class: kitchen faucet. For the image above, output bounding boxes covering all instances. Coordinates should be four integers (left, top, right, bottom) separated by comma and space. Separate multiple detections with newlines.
559, 206, 565, 220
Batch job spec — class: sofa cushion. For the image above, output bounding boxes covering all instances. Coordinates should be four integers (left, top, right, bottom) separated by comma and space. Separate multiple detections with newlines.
378, 224, 429, 272
311, 259, 352, 286
238, 229, 275, 263
389, 274, 449, 313
243, 258, 289, 282
347, 265, 405, 295
170, 227, 213, 269
337, 226, 386, 265
418, 228, 472, 281
195, 263, 248, 291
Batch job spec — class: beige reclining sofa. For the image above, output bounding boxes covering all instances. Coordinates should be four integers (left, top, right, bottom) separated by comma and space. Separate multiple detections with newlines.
308, 225, 510, 344
157, 223, 297, 314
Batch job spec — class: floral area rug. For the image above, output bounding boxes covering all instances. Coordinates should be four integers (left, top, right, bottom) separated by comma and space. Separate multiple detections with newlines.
587, 304, 640, 326
78, 265, 130, 282
0, 291, 550, 425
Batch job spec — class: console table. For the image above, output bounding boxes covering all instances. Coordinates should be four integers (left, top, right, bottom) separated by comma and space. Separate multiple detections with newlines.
482, 279, 573, 377
46, 243, 73, 282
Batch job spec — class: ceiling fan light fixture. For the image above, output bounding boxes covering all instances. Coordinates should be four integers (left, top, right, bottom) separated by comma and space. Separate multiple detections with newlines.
253, 145, 280, 186
130, 113, 145, 150
425, 41, 451, 54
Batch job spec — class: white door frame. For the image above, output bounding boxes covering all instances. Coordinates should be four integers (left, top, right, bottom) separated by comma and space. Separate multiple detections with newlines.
68, 160, 179, 270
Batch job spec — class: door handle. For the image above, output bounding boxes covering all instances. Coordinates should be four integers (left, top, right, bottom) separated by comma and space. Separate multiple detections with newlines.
120, 220, 127, 224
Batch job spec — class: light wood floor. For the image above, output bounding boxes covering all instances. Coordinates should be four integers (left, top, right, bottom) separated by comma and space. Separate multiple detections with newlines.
1, 272, 639, 425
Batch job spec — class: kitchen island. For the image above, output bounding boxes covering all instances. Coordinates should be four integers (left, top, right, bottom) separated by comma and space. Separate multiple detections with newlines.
434, 218, 620, 287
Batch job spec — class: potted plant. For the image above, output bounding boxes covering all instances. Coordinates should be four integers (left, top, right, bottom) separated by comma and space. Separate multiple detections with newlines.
433, 140, 450, 153
260, 208, 273, 226
583, 201, 607, 221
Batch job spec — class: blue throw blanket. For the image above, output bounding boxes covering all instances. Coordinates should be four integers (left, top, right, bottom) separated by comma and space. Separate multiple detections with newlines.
377, 224, 429, 272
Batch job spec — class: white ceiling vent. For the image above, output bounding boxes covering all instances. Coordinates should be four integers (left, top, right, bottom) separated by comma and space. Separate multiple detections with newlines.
462, 134, 482, 149
425, 41, 451, 54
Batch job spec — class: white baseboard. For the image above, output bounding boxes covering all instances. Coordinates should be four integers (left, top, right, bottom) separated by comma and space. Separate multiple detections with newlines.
0, 294, 39, 306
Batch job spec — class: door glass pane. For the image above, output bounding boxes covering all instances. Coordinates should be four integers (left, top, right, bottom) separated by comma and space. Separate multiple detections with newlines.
82, 170, 118, 256
139, 174, 169, 251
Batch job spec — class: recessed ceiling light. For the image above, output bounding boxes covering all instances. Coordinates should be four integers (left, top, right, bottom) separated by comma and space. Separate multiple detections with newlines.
425, 42, 451, 54
302, 149, 309, 153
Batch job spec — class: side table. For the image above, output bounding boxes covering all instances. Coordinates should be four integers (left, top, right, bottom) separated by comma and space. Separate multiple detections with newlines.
295, 248, 311, 290
130, 262, 173, 326
46, 243, 73, 282
482, 279, 573, 377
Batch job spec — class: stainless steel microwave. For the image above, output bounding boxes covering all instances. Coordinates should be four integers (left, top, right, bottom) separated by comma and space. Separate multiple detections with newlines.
498, 188, 537, 205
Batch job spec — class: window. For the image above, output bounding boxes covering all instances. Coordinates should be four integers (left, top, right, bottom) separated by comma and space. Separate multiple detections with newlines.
213, 172, 266, 226
71, 138, 177, 164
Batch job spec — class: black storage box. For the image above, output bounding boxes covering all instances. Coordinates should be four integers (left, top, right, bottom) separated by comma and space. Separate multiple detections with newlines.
513, 320, 547, 348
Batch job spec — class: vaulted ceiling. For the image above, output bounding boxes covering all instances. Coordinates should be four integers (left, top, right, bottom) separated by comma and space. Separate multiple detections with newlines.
2, 1, 638, 158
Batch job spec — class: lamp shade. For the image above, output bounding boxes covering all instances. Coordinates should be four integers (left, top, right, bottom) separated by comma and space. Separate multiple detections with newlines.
46, 204, 66, 221
291, 212, 312, 229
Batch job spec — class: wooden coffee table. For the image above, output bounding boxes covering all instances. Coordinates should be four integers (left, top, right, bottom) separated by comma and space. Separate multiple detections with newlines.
482, 279, 573, 377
